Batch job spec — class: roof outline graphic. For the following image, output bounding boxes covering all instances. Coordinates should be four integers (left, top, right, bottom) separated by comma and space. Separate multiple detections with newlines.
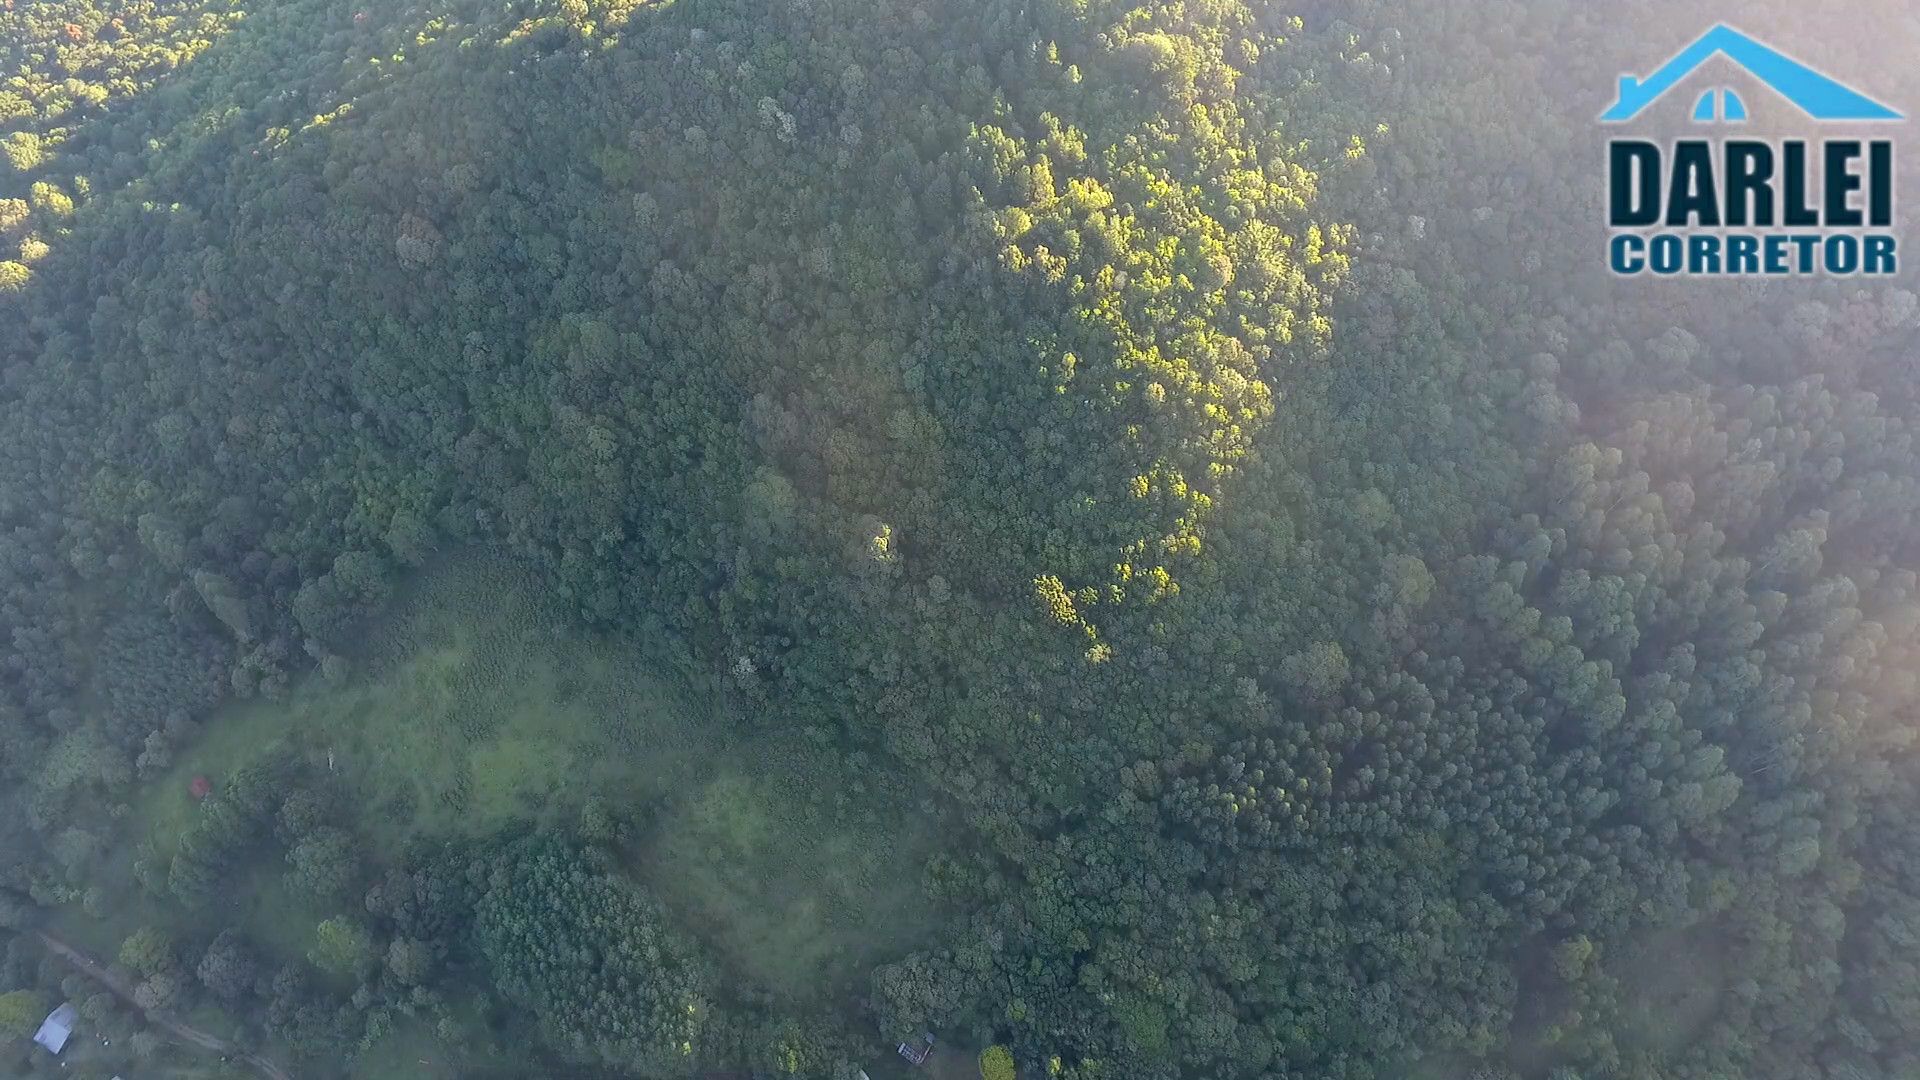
1602, 24, 1902, 123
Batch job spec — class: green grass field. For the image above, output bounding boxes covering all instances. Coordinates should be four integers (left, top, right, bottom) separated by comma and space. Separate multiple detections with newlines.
75, 555, 948, 1074
134, 559, 713, 863
639, 740, 941, 1003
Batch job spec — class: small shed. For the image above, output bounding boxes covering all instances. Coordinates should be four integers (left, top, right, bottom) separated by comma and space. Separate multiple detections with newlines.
898, 1031, 935, 1066
32, 1002, 78, 1055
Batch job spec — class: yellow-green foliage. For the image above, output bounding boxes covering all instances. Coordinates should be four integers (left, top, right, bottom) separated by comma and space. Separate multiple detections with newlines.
0, 990, 46, 1039
981, 1044, 1017, 1080
309, 916, 374, 980
2, 2, 1917, 1080
117, 925, 174, 977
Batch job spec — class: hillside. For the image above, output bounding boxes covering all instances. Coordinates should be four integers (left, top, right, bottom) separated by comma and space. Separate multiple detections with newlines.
2, 2, 1919, 1079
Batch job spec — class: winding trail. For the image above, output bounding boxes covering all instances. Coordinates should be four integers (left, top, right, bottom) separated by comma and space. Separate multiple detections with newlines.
35, 930, 297, 1080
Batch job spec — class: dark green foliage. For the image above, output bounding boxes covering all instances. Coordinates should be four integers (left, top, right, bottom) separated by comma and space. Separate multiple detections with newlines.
0, 1, 1915, 1079
264, 963, 351, 1059
196, 928, 258, 1001
381, 936, 434, 988
472, 834, 713, 1071
95, 613, 226, 745
116, 925, 177, 980
308, 916, 374, 981
284, 826, 360, 906
275, 788, 333, 845
166, 757, 283, 906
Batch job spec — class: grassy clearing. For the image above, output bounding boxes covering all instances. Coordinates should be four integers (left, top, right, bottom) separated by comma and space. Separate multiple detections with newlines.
925, 1046, 987, 1080
89, 554, 949, 1027
134, 559, 711, 866
1612, 927, 1730, 1057
348, 1016, 462, 1080
639, 736, 941, 1002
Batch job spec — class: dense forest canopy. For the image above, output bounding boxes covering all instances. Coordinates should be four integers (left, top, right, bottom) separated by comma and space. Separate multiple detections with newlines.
1, 0, 1918, 1078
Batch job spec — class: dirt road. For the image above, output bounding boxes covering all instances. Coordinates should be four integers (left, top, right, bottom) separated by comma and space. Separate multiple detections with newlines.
35, 930, 297, 1080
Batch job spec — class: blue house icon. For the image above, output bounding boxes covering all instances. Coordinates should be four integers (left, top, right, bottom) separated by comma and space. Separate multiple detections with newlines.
1603, 25, 1902, 123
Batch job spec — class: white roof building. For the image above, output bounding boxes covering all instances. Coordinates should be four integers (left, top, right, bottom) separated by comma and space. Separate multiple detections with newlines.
32, 1001, 78, 1055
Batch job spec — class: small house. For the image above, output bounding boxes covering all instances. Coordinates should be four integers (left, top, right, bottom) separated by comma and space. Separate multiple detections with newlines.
32, 1002, 78, 1055
898, 1031, 935, 1066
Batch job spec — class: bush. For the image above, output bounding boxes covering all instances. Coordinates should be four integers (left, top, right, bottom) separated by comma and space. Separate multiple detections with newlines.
0, 990, 46, 1039
981, 1044, 1017, 1080
118, 927, 176, 979
308, 917, 375, 981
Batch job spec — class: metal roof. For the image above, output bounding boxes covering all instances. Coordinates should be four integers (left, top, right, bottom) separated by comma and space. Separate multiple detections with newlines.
32, 1002, 78, 1055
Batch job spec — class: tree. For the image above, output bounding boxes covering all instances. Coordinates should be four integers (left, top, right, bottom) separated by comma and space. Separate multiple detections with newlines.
285, 826, 359, 905
133, 971, 186, 1013
1279, 641, 1351, 700
308, 917, 375, 981
197, 929, 258, 1001
275, 789, 332, 844
384, 937, 435, 987
473, 835, 713, 1070
118, 927, 176, 980
981, 1044, 1017, 1080
0, 989, 45, 1039
0, 2, 1913, 1078
79, 992, 117, 1024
